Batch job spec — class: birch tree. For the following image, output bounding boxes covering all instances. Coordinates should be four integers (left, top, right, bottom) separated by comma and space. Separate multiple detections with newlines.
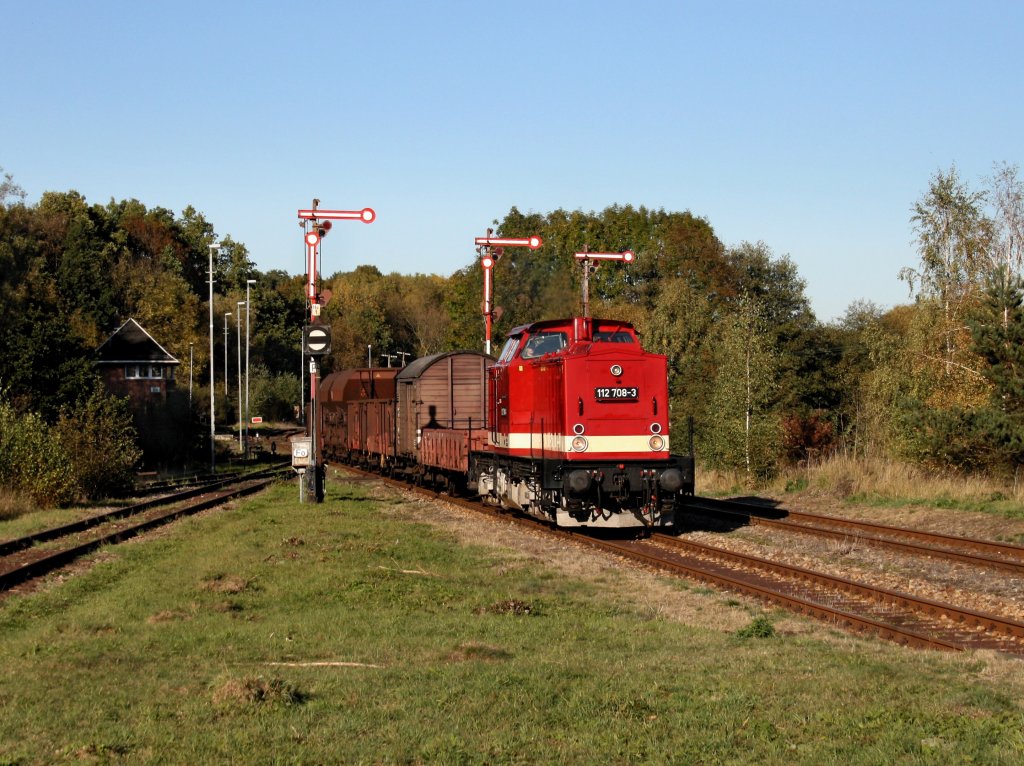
900, 166, 993, 374
705, 295, 779, 481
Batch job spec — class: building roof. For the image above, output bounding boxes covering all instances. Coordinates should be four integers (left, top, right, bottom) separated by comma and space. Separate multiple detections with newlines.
95, 318, 180, 366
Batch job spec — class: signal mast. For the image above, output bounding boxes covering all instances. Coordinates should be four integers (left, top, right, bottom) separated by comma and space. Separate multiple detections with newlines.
294, 199, 375, 502
573, 248, 635, 317
474, 230, 543, 355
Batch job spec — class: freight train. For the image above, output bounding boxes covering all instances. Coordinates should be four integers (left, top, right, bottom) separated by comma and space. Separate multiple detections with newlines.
318, 315, 694, 528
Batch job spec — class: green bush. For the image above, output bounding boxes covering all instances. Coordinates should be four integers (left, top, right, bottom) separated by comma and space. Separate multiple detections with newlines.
55, 388, 142, 500
249, 365, 299, 422
735, 615, 778, 639
0, 399, 77, 507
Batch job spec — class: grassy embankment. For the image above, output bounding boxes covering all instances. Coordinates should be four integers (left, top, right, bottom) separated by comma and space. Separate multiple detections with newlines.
1, 475, 1022, 764
701, 455, 1024, 521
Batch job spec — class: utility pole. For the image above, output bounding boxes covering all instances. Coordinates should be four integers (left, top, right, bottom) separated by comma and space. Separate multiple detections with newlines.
207, 242, 220, 472
237, 301, 245, 452
223, 313, 230, 396
245, 279, 256, 458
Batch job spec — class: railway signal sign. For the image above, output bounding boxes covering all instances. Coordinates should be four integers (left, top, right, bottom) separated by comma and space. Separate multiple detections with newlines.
303, 325, 332, 355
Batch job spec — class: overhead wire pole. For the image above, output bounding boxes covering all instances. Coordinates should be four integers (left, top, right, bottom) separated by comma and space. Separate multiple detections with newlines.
473, 231, 543, 355
296, 200, 375, 502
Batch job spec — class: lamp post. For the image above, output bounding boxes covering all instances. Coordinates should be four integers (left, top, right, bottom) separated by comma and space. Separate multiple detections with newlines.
299, 328, 305, 425
188, 342, 194, 407
223, 313, 231, 396
208, 242, 220, 472
245, 278, 256, 457
237, 301, 245, 453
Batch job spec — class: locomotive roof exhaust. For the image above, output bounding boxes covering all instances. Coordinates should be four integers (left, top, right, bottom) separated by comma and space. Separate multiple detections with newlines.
573, 316, 593, 343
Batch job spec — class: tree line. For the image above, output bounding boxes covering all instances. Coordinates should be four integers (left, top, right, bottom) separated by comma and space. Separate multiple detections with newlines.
2, 162, 1023, 504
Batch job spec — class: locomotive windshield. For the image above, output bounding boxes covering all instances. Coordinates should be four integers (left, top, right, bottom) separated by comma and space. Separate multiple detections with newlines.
520, 331, 567, 359
593, 330, 635, 343
497, 337, 520, 363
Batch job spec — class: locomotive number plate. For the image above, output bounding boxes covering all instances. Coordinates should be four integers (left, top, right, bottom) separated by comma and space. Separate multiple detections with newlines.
595, 386, 639, 401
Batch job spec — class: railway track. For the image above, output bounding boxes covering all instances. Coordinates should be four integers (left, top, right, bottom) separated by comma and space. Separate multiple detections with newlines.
686, 496, 1024, 574
343, 467, 1024, 655
0, 464, 290, 593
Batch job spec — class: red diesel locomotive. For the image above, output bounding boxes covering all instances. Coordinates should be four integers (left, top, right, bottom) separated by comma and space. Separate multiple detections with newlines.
318, 316, 694, 529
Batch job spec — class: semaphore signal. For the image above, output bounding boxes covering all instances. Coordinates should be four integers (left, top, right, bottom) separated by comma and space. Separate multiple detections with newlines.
476, 230, 544, 355
295, 199, 375, 504
574, 249, 636, 318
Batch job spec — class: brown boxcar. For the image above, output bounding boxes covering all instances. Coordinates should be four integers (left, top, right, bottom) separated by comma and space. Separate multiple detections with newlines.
395, 351, 492, 472
318, 368, 399, 462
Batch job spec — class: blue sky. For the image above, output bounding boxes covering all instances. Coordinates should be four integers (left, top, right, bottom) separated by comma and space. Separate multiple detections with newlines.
3, 1, 1022, 321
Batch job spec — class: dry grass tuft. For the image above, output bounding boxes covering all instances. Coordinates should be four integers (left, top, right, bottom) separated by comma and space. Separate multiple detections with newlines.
212, 676, 307, 707
199, 574, 251, 594
146, 609, 192, 624
0, 488, 33, 521
445, 642, 513, 663
482, 598, 536, 616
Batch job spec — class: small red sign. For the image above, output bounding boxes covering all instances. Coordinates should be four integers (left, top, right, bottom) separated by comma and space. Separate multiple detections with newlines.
251, 417, 263, 424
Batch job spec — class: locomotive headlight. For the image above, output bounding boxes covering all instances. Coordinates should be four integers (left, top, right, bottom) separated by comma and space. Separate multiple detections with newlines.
610, 364, 623, 377
571, 436, 589, 452
648, 435, 666, 451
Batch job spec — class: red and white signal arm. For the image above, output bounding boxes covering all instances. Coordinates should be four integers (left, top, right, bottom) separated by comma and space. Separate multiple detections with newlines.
297, 207, 376, 224
574, 250, 635, 262
475, 235, 543, 250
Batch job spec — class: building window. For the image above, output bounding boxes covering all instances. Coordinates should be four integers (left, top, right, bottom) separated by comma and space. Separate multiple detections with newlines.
125, 365, 165, 380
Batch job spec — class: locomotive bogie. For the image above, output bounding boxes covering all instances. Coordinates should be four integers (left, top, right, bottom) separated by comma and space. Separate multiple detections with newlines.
471, 452, 692, 529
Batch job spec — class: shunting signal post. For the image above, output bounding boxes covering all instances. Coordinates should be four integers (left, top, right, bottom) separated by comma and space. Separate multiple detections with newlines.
294, 199, 375, 502
474, 230, 543, 355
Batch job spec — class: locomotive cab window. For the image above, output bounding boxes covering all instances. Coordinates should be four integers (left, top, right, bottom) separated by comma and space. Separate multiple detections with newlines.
498, 337, 521, 364
520, 331, 567, 359
593, 329, 635, 343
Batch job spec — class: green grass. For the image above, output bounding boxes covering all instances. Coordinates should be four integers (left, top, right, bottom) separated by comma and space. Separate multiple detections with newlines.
1, 478, 1023, 764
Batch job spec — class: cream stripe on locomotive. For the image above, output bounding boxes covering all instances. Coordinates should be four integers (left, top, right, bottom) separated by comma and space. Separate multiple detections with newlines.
489, 432, 670, 454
